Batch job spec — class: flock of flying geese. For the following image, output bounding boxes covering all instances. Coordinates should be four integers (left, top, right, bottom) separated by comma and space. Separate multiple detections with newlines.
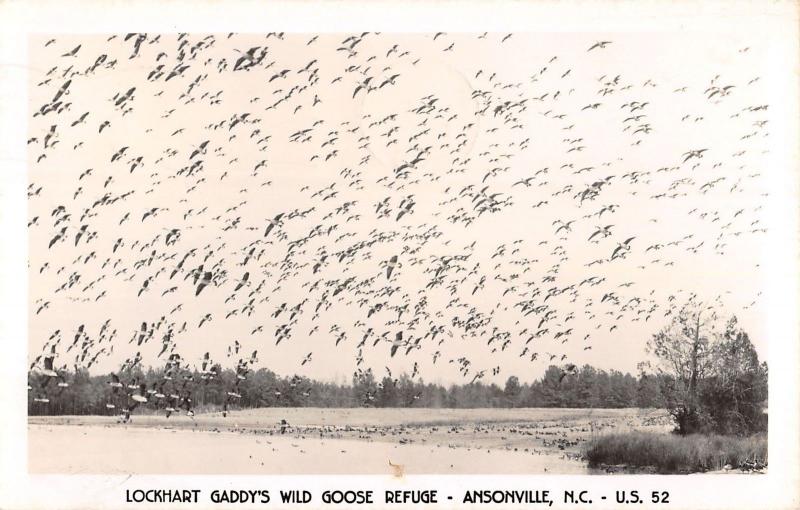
27, 32, 769, 418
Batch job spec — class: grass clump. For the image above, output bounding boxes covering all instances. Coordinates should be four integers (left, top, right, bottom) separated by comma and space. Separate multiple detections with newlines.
583, 431, 767, 473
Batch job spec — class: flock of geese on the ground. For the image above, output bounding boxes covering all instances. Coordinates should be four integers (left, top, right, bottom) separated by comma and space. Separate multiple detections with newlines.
27, 33, 769, 418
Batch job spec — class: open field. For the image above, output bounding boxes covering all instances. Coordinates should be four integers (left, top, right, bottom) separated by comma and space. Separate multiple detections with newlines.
29, 407, 673, 474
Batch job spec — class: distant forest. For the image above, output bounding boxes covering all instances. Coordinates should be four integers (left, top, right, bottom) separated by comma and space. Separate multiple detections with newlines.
28, 364, 671, 416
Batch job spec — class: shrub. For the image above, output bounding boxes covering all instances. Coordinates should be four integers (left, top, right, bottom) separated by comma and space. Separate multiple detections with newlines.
583, 431, 767, 473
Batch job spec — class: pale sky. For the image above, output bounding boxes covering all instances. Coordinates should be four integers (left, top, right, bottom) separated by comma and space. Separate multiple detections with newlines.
28, 32, 771, 384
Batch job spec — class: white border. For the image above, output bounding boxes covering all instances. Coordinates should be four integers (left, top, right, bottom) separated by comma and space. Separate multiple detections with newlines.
1, 1, 798, 509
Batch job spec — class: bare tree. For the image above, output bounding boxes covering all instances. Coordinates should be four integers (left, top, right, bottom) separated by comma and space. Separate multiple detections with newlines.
646, 298, 718, 433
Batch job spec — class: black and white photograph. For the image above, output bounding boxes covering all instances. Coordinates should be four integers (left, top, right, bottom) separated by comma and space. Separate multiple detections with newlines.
1, 1, 798, 509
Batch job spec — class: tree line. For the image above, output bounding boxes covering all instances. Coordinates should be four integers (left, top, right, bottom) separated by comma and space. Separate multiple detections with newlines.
28, 362, 672, 416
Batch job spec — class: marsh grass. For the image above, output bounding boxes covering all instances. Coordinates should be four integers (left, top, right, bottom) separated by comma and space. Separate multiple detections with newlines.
583, 431, 767, 473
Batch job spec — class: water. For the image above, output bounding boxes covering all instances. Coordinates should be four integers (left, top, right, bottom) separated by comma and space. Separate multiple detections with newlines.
29, 423, 597, 475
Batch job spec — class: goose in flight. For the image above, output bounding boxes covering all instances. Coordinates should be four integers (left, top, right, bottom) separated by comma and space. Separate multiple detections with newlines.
41, 351, 59, 378
61, 44, 81, 57
264, 213, 284, 238
558, 363, 578, 383
107, 373, 124, 391
588, 225, 614, 242
611, 237, 635, 260
131, 383, 148, 403
195, 271, 213, 296
379, 74, 400, 88
233, 46, 261, 71
385, 255, 399, 279
587, 41, 612, 51
234, 271, 250, 291
390, 332, 403, 357
353, 77, 374, 99
553, 220, 575, 234
682, 149, 708, 162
